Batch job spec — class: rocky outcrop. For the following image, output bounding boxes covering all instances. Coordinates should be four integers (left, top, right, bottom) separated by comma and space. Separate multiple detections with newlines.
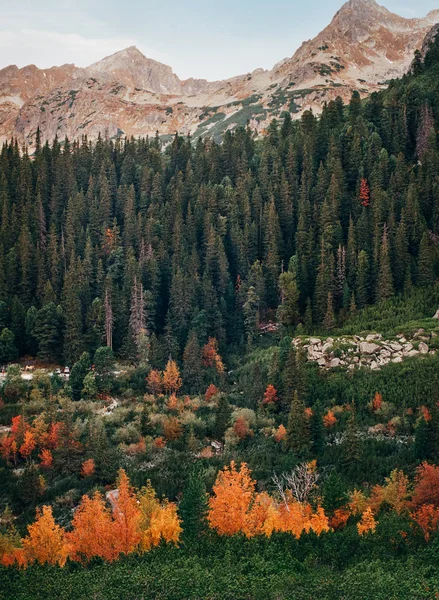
297, 329, 437, 371
0, 0, 438, 147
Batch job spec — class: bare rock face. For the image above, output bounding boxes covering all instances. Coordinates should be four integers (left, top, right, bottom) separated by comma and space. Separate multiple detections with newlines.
0, 0, 438, 147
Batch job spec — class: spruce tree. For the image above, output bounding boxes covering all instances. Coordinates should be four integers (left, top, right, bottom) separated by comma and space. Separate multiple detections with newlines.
179, 465, 208, 543
286, 391, 310, 456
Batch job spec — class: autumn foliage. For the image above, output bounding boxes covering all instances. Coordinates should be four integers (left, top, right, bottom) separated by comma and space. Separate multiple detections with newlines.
357, 507, 377, 535
1, 470, 181, 568
323, 409, 337, 428
262, 385, 278, 406
359, 178, 370, 207
205, 384, 220, 402
202, 338, 225, 373
208, 462, 329, 539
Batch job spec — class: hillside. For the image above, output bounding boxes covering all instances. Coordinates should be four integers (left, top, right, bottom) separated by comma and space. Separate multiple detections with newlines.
1, 14, 439, 600
1, 0, 438, 147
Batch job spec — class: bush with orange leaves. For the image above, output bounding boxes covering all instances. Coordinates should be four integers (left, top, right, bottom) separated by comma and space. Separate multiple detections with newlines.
162, 416, 183, 441
372, 392, 383, 412
323, 409, 337, 428
329, 508, 351, 530
80, 458, 95, 477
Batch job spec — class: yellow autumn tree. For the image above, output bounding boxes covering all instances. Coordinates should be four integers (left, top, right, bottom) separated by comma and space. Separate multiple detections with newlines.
137, 482, 181, 551
22, 506, 68, 567
163, 359, 182, 395
357, 507, 377, 535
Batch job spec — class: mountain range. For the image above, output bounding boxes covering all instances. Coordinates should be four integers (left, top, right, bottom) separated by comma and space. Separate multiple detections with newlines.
1, 0, 438, 147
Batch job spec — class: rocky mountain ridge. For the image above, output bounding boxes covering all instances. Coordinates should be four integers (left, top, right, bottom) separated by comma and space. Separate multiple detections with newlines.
1, 0, 438, 147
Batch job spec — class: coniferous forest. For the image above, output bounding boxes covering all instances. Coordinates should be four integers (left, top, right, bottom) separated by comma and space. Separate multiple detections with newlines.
1, 30, 439, 600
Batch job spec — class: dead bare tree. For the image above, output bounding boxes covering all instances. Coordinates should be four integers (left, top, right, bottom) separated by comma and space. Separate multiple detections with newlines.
272, 462, 320, 508
104, 287, 113, 349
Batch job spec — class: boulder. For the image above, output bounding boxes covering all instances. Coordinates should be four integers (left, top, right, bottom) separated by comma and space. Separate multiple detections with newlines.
322, 342, 333, 354
433, 308, 439, 319
403, 343, 413, 353
380, 349, 391, 358
392, 356, 403, 363
359, 341, 380, 355
328, 358, 341, 368
307, 346, 322, 360
366, 333, 381, 341
406, 349, 419, 358
309, 337, 321, 346
389, 342, 402, 352
419, 342, 429, 354
370, 361, 380, 370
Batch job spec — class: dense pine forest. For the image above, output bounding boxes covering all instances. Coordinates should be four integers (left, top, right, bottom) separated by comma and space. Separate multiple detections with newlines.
1, 30, 439, 600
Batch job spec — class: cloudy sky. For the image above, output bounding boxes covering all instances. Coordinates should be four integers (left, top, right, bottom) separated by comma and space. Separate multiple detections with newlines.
1, 0, 438, 80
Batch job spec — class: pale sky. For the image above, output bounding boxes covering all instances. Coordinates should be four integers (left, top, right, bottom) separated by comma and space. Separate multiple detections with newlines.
0, 0, 438, 80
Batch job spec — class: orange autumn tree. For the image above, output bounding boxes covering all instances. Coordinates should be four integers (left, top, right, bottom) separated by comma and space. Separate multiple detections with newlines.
39, 448, 53, 469
202, 338, 225, 374
208, 462, 260, 536
205, 384, 220, 402
67, 491, 119, 562
262, 385, 278, 406
372, 392, 383, 412
147, 369, 163, 395
411, 504, 439, 541
163, 416, 183, 441
163, 359, 182, 395
19, 430, 36, 460
323, 410, 337, 428
359, 178, 370, 207
113, 469, 141, 555
274, 424, 287, 443
22, 506, 68, 567
412, 462, 439, 508
80, 458, 95, 477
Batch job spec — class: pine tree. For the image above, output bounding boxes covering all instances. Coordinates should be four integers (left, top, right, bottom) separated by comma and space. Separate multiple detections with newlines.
179, 465, 208, 543
286, 391, 310, 456
377, 225, 394, 301
310, 401, 325, 456
417, 232, 436, 287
